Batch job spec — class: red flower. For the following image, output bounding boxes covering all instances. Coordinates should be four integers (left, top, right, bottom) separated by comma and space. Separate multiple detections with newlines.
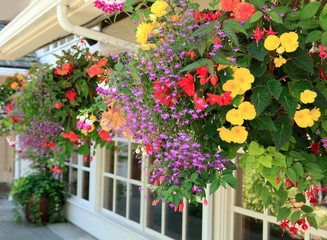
280, 219, 290, 236
210, 74, 218, 86
252, 25, 265, 45
49, 142, 55, 148
319, 46, 327, 61
289, 225, 298, 238
196, 66, 207, 77
62, 131, 79, 142
42, 141, 47, 148
285, 177, 292, 187
178, 73, 195, 96
276, 175, 280, 184
214, 36, 221, 45
84, 155, 88, 162
65, 90, 76, 101
145, 144, 152, 154
80, 39, 85, 44
10, 115, 20, 123
55, 63, 73, 75
86, 64, 101, 77
264, 26, 278, 36
220, 91, 233, 106
54, 102, 62, 109
98, 58, 107, 67
178, 202, 184, 212
194, 93, 206, 110
99, 130, 112, 142
206, 93, 220, 105
6, 104, 12, 113
154, 179, 159, 186
186, 51, 196, 60
51, 166, 63, 174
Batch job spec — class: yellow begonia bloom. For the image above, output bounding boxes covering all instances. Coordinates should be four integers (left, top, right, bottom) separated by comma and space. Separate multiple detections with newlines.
222, 80, 241, 98
90, 115, 97, 122
217, 127, 232, 143
276, 46, 285, 54
300, 90, 317, 104
151, 0, 168, 17
233, 68, 254, 91
141, 43, 156, 50
294, 109, 314, 128
136, 22, 154, 45
217, 64, 238, 72
226, 109, 244, 125
310, 107, 321, 121
149, 14, 157, 22
230, 126, 248, 144
238, 101, 256, 120
280, 32, 298, 52
274, 56, 287, 68
264, 35, 280, 51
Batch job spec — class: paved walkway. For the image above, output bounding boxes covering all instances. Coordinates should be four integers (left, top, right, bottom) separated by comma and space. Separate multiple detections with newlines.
0, 183, 96, 240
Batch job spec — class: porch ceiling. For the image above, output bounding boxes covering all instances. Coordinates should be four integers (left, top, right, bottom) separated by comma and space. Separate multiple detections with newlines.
0, 0, 104, 61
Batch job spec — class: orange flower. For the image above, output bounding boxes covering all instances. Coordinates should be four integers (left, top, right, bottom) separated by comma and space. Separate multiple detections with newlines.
62, 131, 79, 142
232, 2, 256, 21
86, 64, 101, 77
55, 63, 73, 75
98, 58, 107, 67
171, 14, 179, 21
10, 81, 19, 90
221, 0, 239, 12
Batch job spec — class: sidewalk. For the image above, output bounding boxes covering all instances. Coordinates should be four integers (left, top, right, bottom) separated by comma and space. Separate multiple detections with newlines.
0, 184, 97, 240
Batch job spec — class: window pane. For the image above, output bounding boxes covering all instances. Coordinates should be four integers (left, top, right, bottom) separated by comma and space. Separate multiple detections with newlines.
147, 194, 162, 233
116, 180, 127, 217
187, 203, 202, 240
70, 167, 78, 195
103, 177, 114, 211
234, 213, 263, 240
311, 234, 327, 240
129, 184, 141, 223
70, 149, 78, 165
235, 168, 263, 213
165, 204, 182, 240
131, 143, 141, 181
117, 142, 128, 178
104, 143, 115, 174
82, 171, 90, 200
269, 223, 304, 240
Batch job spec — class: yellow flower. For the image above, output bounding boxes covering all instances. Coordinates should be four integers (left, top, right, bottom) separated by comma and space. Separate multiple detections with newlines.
226, 109, 244, 125
90, 115, 97, 122
136, 22, 154, 45
310, 108, 321, 121
294, 109, 314, 128
217, 127, 232, 143
230, 126, 248, 144
276, 46, 285, 54
238, 101, 256, 120
274, 55, 287, 67
149, 14, 157, 22
222, 80, 241, 98
141, 43, 156, 50
151, 0, 168, 17
280, 32, 298, 52
300, 90, 317, 104
233, 68, 254, 91
264, 35, 280, 51
81, 124, 95, 135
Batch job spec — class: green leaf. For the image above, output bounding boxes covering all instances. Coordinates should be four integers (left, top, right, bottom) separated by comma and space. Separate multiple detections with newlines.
115, 62, 123, 71
276, 188, 287, 205
288, 80, 312, 101
172, 194, 181, 208
305, 30, 322, 43
272, 115, 292, 151
298, 19, 320, 29
210, 180, 221, 195
277, 207, 291, 221
181, 189, 190, 199
295, 193, 306, 203
321, 3, 327, 16
270, 12, 283, 24
293, 162, 304, 177
259, 155, 272, 168
320, 14, 327, 31
223, 174, 237, 189
290, 48, 314, 74
250, 114, 277, 131
250, 11, 263, 23
191, 21, 216, 37
279, 87, 297, 118
267, 79, 282, 100
301, 205, 313, 213
248, 41, 267, 61
291, 211, 301, 225
300, 2, 320, 20
249, 58, 268, 77
248, 141, 265, 156
223, 19, 247, 46
249, 0, 265, 10
179, 58, 208, 73
308, 216, 318, 229
322, 31, 327, 45
285, 168, 297, 184
191, 172, 199, 182
211, 55, 241, 67
251, 86, 272, 116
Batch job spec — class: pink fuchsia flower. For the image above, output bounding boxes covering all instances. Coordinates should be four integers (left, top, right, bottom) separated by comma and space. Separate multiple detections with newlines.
252, 25, 265, 45
51, 166, 63, 174
65, 90, 76, 101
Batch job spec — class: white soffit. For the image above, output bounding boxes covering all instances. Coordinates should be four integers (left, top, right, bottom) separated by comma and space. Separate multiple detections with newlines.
0, 0, 105, 61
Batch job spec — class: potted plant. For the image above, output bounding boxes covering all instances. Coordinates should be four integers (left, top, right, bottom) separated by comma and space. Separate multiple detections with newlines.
10, 163, 67, 224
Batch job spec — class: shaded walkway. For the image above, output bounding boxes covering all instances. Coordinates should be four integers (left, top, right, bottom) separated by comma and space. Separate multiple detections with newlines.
0, 183, 96, 240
